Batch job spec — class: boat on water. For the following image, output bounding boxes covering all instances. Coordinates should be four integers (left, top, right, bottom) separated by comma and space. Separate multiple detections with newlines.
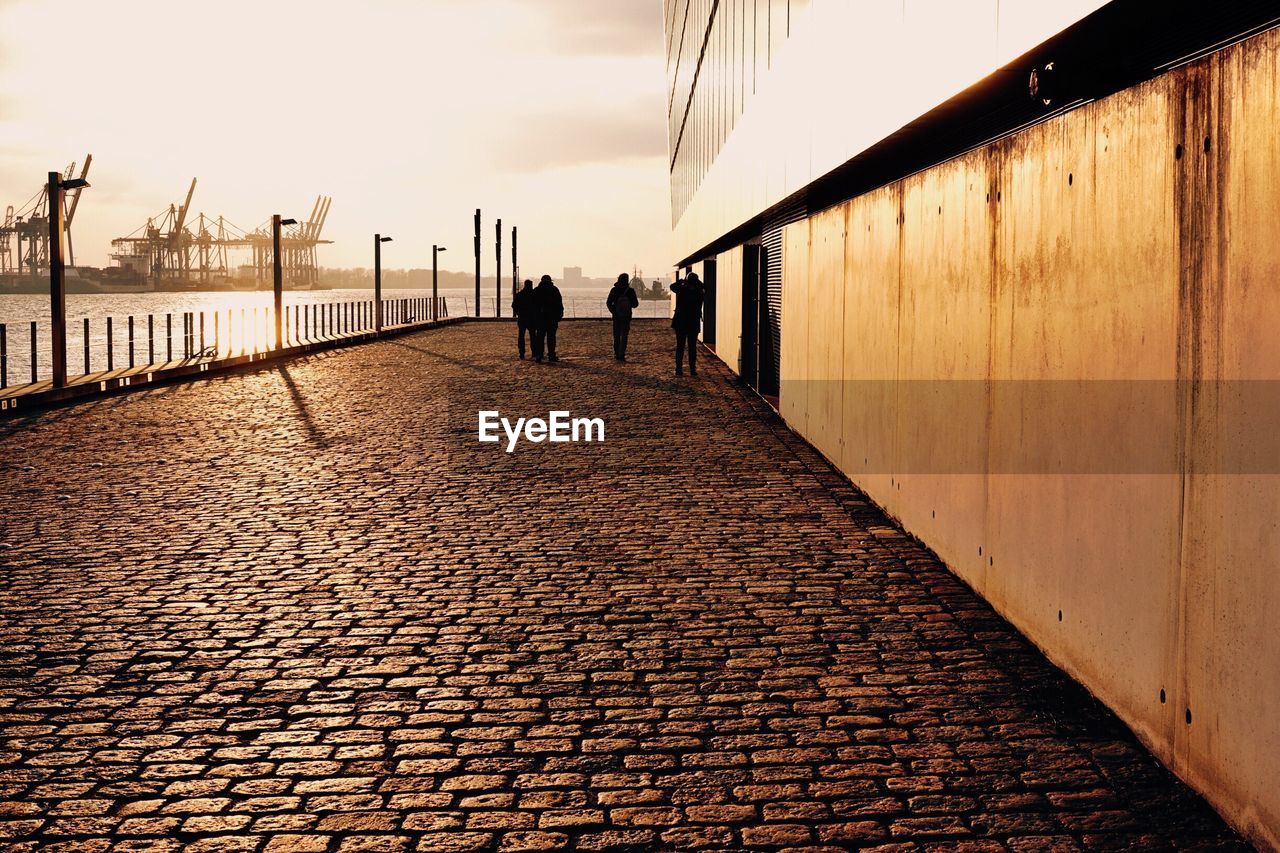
96, 265, 155, 293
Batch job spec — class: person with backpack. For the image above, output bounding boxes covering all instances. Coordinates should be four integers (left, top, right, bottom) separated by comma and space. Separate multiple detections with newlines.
606, 273, 640, 361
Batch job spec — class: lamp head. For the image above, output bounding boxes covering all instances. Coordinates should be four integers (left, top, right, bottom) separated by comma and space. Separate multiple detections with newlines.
380, 236, 393, 243
61, 178, 90, 190
280, 217, 298, 226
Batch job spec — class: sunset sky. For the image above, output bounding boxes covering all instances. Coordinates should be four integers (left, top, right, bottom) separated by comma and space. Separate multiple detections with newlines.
0, 0, 670, 279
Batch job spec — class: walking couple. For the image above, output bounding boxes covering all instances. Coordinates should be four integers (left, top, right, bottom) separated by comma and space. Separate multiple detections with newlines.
512, 275, 564, 363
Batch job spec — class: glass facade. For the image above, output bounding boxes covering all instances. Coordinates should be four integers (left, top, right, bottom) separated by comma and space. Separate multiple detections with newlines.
665, 0, 807, 224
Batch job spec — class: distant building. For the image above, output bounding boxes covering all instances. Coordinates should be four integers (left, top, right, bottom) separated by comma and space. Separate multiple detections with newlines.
562, 267, 584, 287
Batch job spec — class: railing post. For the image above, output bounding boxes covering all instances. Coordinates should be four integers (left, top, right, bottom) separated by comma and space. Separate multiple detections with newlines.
128, 316, 135, 369
199, 312, 205, 356
214, 311, 220, 358
83, 318, 90, 374
107, 317, 114, 371
166, 314, 172, 362
29, 321, 37, 384
148, 315, 154, 365
0, 323, 7, 389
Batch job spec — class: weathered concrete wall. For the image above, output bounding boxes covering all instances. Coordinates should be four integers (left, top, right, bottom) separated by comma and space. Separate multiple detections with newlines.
768, 28, 1280, 850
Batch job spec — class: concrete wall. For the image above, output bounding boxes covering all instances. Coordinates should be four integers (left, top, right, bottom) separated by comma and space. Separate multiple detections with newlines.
758, 28, 1280, 850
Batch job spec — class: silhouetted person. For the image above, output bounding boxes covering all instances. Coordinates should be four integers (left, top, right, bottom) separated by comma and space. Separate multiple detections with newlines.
671, 273, 704, 376
531, 275, 564, 363
512, 279, 535, 359
606, 273, 639, 361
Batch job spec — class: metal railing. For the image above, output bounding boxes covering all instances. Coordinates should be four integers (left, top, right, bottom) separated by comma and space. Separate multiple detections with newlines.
0, 296, 452, 391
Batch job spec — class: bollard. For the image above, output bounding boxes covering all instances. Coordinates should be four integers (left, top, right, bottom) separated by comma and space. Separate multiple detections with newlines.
0, 323, 7, 389
128, 316, 135, 369
83, 318, 90, 374
107, 317, 114, 371
148, 315, 155, 365
30, 321, 37, 383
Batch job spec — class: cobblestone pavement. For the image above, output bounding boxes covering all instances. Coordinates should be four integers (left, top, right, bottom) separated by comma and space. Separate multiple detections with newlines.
0, 321, 1247, 852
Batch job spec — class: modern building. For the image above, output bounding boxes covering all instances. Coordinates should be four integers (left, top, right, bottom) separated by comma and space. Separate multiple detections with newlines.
666, 1, 1280, 847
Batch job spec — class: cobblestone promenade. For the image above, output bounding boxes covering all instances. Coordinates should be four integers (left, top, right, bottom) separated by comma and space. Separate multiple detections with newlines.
0, 322, 1245, 851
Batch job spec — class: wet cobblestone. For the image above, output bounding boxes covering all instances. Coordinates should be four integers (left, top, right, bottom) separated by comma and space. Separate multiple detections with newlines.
0, 321, 1247, 851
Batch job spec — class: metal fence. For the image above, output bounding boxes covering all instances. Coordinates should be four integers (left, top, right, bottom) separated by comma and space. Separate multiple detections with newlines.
0, 296, 447, 390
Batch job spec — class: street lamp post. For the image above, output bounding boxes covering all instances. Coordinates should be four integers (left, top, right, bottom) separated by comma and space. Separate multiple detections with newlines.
375, 234, 392, 331
433, 245, 447, 321
473, 209, 481, 318
48, 171, 90, 388
273, 215, 298, 351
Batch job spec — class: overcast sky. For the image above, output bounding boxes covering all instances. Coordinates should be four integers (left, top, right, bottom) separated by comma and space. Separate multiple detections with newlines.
0, 0, 671, 279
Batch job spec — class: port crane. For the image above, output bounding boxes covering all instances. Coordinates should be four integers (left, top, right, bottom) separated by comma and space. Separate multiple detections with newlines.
0, 155, 91, 276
